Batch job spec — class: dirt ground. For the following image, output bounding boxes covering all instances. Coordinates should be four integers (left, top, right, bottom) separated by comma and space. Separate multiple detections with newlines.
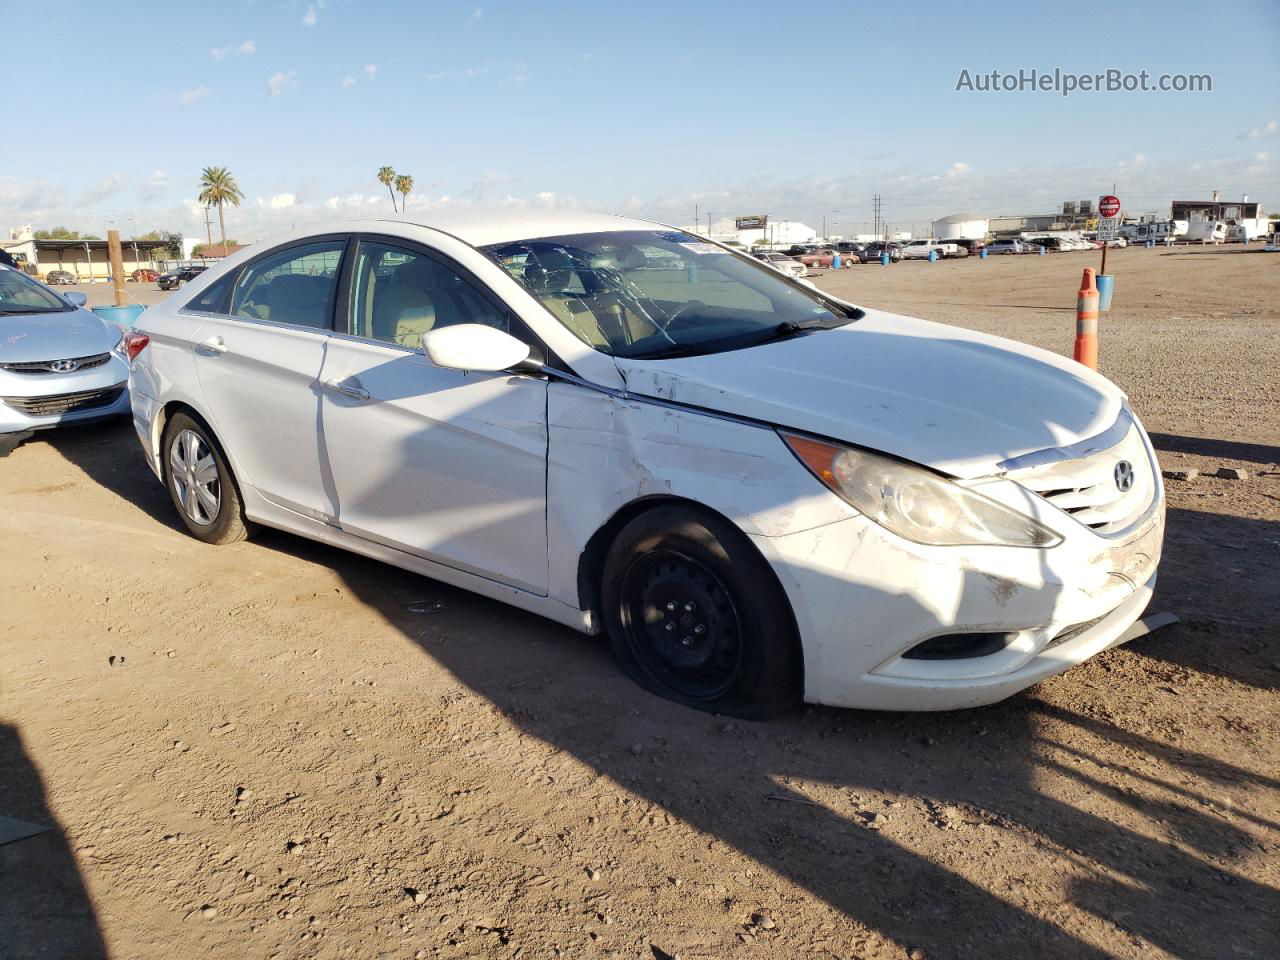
2, 245, 1277, 960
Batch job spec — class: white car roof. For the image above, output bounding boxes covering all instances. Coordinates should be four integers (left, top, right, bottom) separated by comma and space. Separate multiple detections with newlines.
257, 210, 670, 250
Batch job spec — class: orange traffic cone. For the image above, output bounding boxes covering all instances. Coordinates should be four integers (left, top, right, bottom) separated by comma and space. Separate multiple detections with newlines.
1074, 268, 1099, 370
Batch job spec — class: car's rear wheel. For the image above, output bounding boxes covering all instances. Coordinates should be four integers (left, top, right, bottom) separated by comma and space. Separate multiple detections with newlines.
601, 506, 801, 719
162, 412, 254, 544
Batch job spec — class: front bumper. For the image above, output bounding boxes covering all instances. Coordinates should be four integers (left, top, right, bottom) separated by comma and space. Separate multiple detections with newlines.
752, 483, 1165, 712
0, 357, 131, 433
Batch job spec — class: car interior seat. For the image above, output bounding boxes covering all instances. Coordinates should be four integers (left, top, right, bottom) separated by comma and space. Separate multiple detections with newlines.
523, 249, 610, 348
373, 259, 438, 347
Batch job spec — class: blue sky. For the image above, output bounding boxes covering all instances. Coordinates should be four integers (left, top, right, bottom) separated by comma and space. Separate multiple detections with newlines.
2, 0, 1276, 240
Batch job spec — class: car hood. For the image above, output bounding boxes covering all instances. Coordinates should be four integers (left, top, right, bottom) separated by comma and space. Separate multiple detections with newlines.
612, 308, 1125, 480
0, 308, 120, 363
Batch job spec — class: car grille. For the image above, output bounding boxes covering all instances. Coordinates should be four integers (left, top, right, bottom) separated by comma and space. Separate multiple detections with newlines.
2, 384, 125, 418
1007, 421, 1157, 537
0, 353, 111, 375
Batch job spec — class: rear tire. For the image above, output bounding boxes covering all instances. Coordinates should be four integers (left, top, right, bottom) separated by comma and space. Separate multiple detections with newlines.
161, 412, 255, 545
601, 506, 802, 719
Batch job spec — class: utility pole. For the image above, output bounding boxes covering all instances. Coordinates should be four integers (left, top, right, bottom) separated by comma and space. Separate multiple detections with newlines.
694, 203, 699, 234
107, 229, 126, 306
203, 206, 213, 246
872, 195, 882, 242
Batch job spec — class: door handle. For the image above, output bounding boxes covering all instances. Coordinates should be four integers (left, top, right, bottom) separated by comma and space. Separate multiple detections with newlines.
195, 336, 227, 355
323, 377, 371, 401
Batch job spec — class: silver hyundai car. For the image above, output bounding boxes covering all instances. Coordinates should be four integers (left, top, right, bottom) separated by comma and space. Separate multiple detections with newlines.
0, 266, 131, 434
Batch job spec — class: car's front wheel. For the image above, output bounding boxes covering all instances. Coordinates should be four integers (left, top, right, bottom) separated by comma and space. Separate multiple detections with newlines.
601, 506, 801, 719
162, 412, 254, 544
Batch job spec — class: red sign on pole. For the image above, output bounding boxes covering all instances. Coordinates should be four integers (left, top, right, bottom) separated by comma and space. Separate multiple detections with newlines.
1099, 195, 1121, 218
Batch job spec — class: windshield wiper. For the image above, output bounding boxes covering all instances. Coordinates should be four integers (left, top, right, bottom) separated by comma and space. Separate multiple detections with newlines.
740, 317, 841, 349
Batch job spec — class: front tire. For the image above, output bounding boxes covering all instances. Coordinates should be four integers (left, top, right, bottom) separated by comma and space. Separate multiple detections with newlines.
162, 412, 254, 544
601, 506, 802, 719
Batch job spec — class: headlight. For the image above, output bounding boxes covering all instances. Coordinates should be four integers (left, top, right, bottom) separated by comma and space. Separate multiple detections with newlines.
782, 433, 1061, 548
110, 329, 128, 360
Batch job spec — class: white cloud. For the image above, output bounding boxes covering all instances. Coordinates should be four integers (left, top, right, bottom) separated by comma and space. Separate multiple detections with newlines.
181, 85, 210, 105
268, 193, 296, 209
138, 170, 169, 202
1239, 119, 1278, 140
363, 63, 378, 79
945, 161, 971, 179
78, 173, 128, 206
1133, 153, 1147, 166
212, 39, 255, 60
267, 71, 298, 96
341, 75, 355, 88
301, 3, 317, 26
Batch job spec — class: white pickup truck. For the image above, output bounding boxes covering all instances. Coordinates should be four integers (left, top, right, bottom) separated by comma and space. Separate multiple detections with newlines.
900, 238, 965, 260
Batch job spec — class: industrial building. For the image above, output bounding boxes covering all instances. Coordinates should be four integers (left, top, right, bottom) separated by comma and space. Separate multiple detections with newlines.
2, 226, 169, 281
1170, 194, 1268, 240
681, 217, 818, 249
933, 212, 990, 241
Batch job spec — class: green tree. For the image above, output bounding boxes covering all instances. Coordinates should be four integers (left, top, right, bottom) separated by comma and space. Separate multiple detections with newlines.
197, 166, 244, 254
394, 174, 414, 213
377, 166, 398, 212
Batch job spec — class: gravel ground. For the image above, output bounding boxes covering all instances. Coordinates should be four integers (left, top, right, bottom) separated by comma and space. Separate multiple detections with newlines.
1, 244, 1277, 960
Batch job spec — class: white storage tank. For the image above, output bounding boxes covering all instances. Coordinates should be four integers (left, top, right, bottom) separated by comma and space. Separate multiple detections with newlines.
933, 212, 989, 241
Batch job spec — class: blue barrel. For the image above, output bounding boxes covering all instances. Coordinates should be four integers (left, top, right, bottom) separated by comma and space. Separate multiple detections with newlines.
1095, 274, 1115, 312
1038, 244, 1046, 255
880, 253, 890, 266
832, 253, 842, 269
92, 304, 146, 328
1147, 237, 1155, 248
979, 248, 988, 260
928, 250, 937, 263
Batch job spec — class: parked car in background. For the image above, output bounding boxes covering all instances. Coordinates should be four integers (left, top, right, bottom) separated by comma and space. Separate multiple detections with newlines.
1104, 237, 1128, 248
784, 244, 818, 257
797, 247, 850, 269
986, 239, 1030, 255
752, 250, 808, 279
131, 268, 160, 282
157, 265, 208, 290
0, 265, 131, 435
856, 242, 903, 263
1027, 237, 1067, 253
45, 269, 77, 285
901, 239, 962, 260
128, 211, 1165, 718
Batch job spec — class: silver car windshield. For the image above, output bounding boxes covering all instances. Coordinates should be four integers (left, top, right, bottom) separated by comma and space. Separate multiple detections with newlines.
0, 268, 72, 314
482, 229, 859, 359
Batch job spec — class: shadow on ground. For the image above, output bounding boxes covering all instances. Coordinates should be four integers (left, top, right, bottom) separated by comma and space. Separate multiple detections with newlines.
43, 420, 1280, 959
0, 723, 107, 960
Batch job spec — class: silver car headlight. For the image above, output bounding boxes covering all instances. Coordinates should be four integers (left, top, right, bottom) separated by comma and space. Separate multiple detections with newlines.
782, 433, 1061, 548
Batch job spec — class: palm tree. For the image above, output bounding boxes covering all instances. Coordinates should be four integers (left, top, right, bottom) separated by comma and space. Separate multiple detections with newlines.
395, 174, 414, 214
197, 167, 244, 255
377, 165, 398, 212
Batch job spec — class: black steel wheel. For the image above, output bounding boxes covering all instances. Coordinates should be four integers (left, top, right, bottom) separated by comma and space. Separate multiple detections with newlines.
601, 506, 801, 718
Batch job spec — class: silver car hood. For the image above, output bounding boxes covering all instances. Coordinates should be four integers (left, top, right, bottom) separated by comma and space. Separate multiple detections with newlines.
0, 308, 120, 363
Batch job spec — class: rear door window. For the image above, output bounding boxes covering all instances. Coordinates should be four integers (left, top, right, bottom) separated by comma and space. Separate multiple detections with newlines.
230, 240, 346, 330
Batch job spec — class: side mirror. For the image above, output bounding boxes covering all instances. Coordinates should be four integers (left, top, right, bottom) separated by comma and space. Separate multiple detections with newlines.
421, 323, 531, 373
64, 291, 88, 307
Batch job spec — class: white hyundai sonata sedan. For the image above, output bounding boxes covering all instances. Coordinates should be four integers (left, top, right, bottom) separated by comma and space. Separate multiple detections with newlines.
127, 212, 1164, 717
